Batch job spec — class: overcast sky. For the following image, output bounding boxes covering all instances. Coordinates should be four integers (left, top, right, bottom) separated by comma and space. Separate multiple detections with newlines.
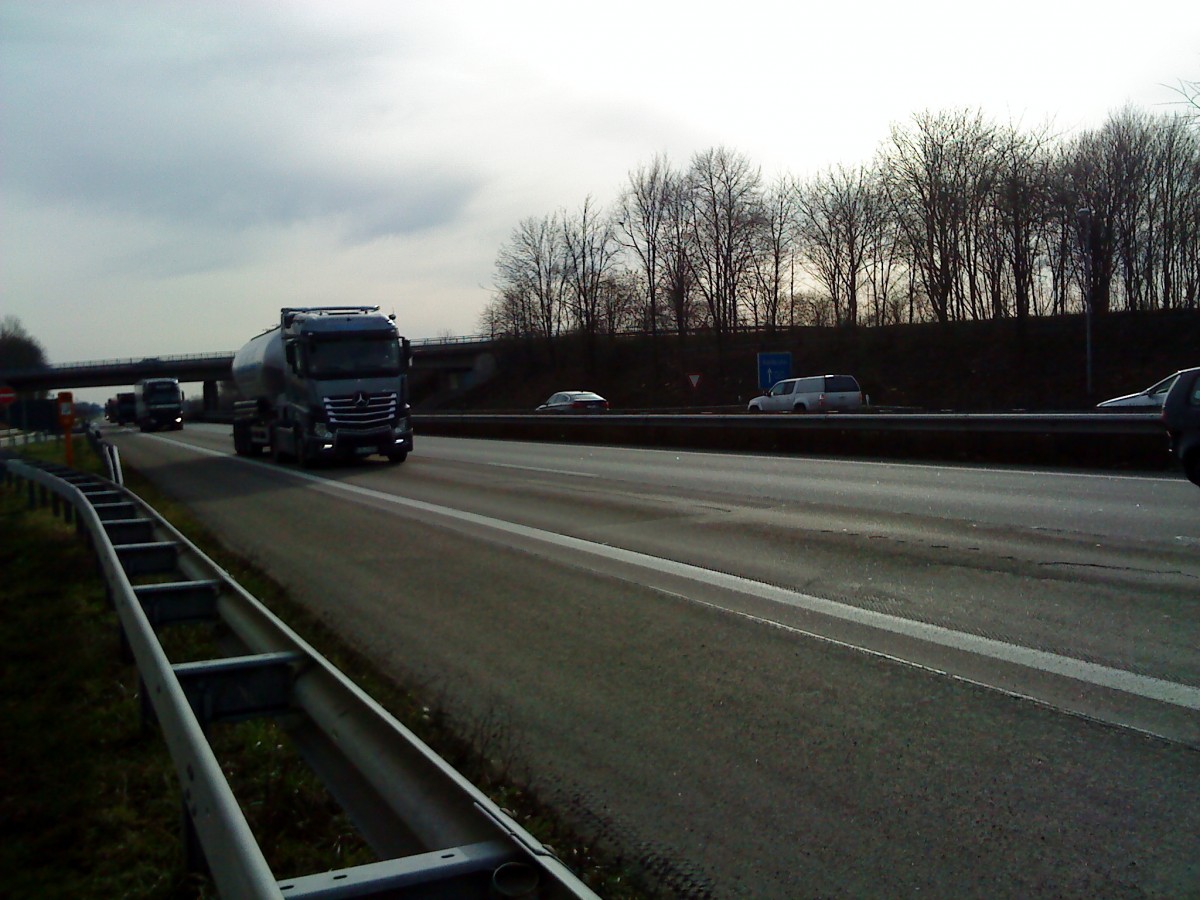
3, 0, 1197, 396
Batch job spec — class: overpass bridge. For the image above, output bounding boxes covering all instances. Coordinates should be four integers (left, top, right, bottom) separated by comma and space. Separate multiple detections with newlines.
0, 337, 498, 409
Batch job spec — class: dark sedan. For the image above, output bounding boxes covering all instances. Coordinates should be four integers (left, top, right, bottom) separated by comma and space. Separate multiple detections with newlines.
535, 391, 609, 413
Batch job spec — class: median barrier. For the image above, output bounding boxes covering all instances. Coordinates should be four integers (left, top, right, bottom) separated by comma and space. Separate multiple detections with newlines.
413, 411, 1171, 471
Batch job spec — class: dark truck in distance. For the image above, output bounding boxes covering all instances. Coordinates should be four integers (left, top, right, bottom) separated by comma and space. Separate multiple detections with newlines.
109, 392, 137, 425
231, 306, 413, 465
1162, 366, 1200, 487
135, 378, 184, 431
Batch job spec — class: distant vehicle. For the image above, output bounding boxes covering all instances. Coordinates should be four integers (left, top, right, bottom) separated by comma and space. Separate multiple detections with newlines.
1096, 373, 1179, 408
231, 306, 413, 465
135, 378, 184, 431
536, 391, 609, 413
114, 392, 137, 426
747, 375, 863, 413
1162, 366, 1200, 487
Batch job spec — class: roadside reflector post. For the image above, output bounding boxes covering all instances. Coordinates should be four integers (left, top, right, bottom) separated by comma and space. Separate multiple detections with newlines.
57, 392, 76, 467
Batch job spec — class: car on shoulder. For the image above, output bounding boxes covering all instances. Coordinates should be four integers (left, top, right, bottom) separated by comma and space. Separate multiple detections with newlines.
1096, 372, 1179, 408
535, 391, 609, 413
1162, 366, 1200, 487
747, 374, 863, 413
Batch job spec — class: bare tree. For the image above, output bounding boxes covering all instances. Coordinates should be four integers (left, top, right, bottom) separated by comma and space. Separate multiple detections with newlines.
883, 109, 998, 324
685, 147, 764, 349
1061, 108, 1156, 316
990, 123, 1056, 323
797, 165, 885, 327
1168, 77, 1200, 119
598, 269, 641, 335
618, 155, 676, 344
660, 168, 697, 339
492, 213, 568, 350
748, 176, 799, 331
1131, 114, 1200, 309
562, 196, 619, 368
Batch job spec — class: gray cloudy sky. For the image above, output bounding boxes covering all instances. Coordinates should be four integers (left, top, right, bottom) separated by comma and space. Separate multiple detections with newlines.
3, 0, 1197, 388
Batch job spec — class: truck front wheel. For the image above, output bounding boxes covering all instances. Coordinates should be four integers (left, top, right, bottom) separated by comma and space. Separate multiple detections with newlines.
294, 426, 313, 468
270, 426, 287, 464
386, 449, 408, 464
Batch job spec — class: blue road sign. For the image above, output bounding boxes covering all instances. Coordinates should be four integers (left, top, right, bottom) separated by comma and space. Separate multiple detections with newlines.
757, 352, 792, 389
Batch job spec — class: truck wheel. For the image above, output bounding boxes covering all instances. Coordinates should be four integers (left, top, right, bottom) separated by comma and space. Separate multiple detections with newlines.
270, 426, 286, 464
294, 426, 311, 468
792, 404, 807, 413
386, 449, 408, 464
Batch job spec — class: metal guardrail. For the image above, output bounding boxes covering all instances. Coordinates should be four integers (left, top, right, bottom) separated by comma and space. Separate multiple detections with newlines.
417, 409, 1165, 433
412, 410, 1172, 470
2, 456, 599, 900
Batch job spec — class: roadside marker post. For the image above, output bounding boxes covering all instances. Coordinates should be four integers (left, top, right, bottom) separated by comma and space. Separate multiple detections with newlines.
57, 391, 75, 467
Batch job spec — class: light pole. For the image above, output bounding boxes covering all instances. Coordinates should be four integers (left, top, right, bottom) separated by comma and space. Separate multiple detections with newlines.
1076, 207, 1094, 398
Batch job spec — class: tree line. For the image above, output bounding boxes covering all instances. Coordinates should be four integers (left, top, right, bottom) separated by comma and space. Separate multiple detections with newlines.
482, 105, 1200, 355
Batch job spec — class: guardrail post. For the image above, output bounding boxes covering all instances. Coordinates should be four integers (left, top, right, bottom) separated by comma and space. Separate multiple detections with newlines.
182, 803, 206, 877
118, 618, 135, 665
138, 676, 155, 733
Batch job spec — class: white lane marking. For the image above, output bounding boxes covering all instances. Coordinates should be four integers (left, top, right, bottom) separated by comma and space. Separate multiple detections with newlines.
486, 462, 598, 479
143, 433, 1200, 711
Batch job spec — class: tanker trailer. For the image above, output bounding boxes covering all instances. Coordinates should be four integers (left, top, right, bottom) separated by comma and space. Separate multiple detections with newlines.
231, 306, 413, 465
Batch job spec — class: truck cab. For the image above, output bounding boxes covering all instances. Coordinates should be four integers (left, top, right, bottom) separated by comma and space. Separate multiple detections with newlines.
232, 306, 413, 465
135, 379, 183, 431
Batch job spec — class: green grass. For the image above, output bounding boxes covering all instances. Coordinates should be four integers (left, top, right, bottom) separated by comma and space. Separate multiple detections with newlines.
0, 457, 200, 897
1, 440, 663, 898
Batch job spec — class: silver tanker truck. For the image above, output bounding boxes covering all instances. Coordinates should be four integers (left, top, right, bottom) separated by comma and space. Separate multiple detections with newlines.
231, 306, 413, 465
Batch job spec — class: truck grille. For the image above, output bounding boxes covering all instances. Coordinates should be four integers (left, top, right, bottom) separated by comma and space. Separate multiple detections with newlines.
324, 392, 397, 432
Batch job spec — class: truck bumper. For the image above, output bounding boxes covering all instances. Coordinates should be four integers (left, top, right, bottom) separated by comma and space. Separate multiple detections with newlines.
312, 426, 413, 459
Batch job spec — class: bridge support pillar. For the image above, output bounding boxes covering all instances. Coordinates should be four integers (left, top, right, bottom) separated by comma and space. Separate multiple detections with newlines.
202, 381, 219, 412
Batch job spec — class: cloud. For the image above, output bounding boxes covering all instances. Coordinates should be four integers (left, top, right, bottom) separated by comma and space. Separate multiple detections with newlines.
2, 3, 481, 243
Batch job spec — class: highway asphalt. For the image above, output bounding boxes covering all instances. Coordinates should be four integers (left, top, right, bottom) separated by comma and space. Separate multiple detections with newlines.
108, 424, 1200, 898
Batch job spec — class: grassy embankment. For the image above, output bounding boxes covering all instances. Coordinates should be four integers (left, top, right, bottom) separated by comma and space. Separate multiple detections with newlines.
1, 438, 657, 898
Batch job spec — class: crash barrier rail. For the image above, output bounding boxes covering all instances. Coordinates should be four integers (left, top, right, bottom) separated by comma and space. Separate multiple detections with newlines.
84, 424, 123, 485
0, 427, 52, 448
1, 456, 599, 900
413, 410, 1171, 470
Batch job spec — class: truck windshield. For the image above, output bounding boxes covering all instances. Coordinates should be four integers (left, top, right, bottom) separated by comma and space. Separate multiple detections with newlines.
306, 337, 402, 379
144, 384, 179, 401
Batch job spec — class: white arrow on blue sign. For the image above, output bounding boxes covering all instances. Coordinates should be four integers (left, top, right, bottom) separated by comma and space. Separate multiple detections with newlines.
756, 352, 792, 389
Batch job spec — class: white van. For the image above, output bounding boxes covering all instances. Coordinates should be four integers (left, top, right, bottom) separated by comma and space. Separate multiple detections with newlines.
747, 374, 864, 413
